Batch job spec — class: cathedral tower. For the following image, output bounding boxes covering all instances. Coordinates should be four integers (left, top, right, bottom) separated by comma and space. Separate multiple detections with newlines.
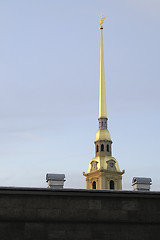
83, 16, 125, 190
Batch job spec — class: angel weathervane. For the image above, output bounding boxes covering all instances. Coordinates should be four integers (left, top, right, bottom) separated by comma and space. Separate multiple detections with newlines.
100, 13, 106, 26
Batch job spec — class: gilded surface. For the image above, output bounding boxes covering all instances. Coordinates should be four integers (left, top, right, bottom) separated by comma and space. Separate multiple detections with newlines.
99, 15, 107, 118
87, 156, 121, 173
95, 129, 111, 141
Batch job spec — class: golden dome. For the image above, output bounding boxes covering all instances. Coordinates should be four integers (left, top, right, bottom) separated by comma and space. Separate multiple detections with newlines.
95, 129, 111, 142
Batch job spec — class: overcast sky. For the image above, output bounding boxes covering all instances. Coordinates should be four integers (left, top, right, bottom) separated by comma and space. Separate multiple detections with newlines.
0, 0, 160, 190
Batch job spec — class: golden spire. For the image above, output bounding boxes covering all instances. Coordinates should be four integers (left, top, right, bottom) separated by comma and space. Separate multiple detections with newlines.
99, 14, 107, 118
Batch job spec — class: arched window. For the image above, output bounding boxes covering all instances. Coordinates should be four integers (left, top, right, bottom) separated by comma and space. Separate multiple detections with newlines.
101, 144, 104, 151
96, 145, 99, 152
92, 181, 96, 189
110, 180, 114, 190
107, 144, 109, 152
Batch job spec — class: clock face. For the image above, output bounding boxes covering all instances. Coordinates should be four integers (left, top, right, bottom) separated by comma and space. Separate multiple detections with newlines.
110, 162, 114, 168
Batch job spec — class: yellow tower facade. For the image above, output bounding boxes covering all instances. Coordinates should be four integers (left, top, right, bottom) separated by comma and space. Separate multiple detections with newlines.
83, 16, 125, 190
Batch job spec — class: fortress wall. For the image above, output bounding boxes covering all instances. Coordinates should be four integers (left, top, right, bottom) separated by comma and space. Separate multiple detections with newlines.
0, 187, 159, 239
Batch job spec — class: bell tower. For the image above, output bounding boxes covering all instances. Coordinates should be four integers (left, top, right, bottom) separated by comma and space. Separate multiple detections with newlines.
83, 15, 125, 190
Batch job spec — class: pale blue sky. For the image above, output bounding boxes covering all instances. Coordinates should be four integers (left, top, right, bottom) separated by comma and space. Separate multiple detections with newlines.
0, 0, 160, 190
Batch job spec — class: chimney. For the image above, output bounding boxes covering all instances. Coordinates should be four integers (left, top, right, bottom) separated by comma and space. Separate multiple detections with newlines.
132, 177, 152, 191
46, 173, 65, 189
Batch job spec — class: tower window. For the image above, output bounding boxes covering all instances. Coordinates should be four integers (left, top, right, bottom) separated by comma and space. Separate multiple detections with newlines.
110, 180, 114, 190
102, 121, 103, 126
96, 145, 99, 152
107, 144, 109, 152
101, 144, 104, 151
92, 181, 96, 189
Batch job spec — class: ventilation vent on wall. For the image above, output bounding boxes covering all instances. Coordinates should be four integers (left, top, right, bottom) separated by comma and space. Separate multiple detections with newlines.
46, 173, 66, 189
132, 177, 152, 191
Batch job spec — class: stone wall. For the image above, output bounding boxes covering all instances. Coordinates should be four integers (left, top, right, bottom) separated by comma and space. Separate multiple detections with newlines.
0, 187, 159, 239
